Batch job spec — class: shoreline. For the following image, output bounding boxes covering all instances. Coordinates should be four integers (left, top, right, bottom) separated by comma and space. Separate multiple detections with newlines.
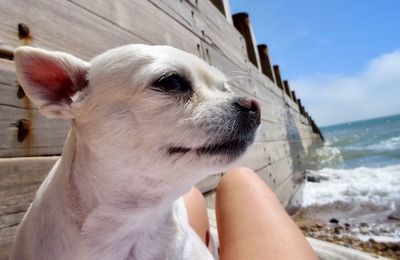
292, 203, 400, 259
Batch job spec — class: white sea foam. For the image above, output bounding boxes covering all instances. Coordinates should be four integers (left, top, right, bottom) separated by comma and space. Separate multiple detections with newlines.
305, 145, 344, 169
366, 136, 400, 151
303, 164, 400, 207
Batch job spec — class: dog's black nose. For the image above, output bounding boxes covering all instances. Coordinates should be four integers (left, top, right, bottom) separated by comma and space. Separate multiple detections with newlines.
235, 98, 261, 125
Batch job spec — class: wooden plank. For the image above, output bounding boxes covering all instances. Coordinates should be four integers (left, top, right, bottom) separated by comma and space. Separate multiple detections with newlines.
247, 64, 286, 103
195, 173, 222, 193
285, 94, 301, 112
154, 0, 246, 68
238, 139, 308, 172
195, 0, 245, 64
0, 156, 58, 259
209, 0, 225, 16
273, 175, 302, 207
200, 40, 244, 74
256, 157, 293, 189
148, 0, 197, 32
0, 0, 147, 61
71, 0, 202, 57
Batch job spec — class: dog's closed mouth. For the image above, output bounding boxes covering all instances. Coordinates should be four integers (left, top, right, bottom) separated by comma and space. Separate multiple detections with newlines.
196, 140, 249, 156
168, 139, 251, 157
168, 146, 191, 154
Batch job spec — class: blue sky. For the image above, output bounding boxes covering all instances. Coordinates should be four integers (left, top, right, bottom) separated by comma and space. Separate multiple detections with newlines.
229, 0, 400, 126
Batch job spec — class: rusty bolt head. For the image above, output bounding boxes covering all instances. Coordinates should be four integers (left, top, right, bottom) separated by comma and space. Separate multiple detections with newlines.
16, 119, 31, 142
18, 23, 30, 39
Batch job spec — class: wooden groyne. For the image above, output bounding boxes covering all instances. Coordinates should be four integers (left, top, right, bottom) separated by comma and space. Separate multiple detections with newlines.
0, 0, 322, 258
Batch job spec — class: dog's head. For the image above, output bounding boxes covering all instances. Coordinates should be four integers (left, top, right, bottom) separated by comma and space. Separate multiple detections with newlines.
15, 45, 260, 183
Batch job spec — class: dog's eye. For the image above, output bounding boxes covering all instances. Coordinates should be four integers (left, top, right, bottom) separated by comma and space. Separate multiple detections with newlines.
153, 74, 192, 93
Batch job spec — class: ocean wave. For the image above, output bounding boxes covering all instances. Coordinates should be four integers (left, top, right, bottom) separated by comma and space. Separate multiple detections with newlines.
365, 136, 400, 151
342, 136, 400, 152
303, 164, 400, 207
304, 145, 344, 169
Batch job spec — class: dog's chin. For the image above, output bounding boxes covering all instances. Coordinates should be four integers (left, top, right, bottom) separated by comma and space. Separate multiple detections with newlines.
168, 135, 255, 163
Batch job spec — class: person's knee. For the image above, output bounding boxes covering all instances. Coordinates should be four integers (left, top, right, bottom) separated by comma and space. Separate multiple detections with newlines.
218, 167, 258, 191
224, 166, 257, 178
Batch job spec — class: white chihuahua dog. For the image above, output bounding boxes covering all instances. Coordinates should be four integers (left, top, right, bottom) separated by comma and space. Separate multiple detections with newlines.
10, 45, 260, 259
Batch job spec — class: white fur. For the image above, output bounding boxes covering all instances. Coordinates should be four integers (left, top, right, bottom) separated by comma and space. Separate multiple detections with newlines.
10, 44, 259, 259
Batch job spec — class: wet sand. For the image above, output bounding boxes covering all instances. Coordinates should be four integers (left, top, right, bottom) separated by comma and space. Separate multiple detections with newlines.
292, 202, 400, 259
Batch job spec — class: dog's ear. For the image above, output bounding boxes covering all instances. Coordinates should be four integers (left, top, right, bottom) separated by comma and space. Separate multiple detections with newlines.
14, 46, 89, 119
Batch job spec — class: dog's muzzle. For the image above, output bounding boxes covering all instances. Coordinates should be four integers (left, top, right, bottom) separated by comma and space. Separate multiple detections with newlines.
169, 97, 261, 159
196, 97, 260, 157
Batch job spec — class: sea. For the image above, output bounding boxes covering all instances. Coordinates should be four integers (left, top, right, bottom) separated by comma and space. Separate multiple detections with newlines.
302, 114, 400, 242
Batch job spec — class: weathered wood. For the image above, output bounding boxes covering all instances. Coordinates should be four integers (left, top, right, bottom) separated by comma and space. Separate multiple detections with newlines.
195, 173, 222, 193
297, 99, 304, 115
210, 0, 227, 16
291, 90, 298, 103
0, 156, 58, 258
0, 0, 149, 61
273, 65, 284, 90
257, 157, 296, 189
70, 0, 202, 57
209, 0, 232, 24
194, 5, 246, 69
273, 174, 302, 206
257, 44, 276, 83
283, 80, 292, 98
248, 64, 285, 100
232, 13, 261, 69
283, 93, 301, 113
200, 40, 244, 74
156, 0, 246, 68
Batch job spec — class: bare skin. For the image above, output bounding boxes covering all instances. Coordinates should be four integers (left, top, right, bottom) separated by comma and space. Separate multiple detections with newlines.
183, 187, 210, 245
184, 167, 318, 260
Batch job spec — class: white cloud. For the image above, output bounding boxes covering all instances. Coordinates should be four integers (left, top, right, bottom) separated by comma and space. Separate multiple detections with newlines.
291, 50, 400, 126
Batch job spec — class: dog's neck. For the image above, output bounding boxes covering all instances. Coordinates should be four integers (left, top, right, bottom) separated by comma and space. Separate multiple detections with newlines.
59, 125, 191, 256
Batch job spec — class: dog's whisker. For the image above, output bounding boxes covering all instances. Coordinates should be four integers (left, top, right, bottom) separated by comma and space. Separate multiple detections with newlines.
225, 70, 248, 76
226, 75, 252, 83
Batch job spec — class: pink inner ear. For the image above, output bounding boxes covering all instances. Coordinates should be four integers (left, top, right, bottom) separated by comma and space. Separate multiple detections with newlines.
25, 57, 84, 103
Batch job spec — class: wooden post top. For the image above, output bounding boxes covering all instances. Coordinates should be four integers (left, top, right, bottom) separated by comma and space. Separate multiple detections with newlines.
273, 65, 284, 90
232, 12, 261, 69
283, 80, 292, 98
291, 91, 297, 103
257, 44, 276, 83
